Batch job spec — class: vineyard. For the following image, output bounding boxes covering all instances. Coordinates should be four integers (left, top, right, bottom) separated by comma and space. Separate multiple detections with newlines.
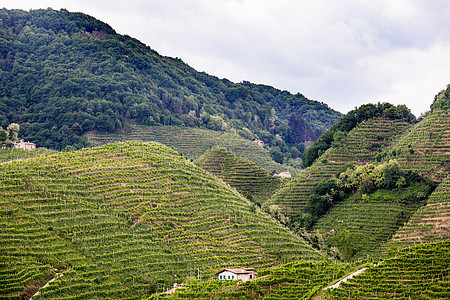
313, 181, 433, 260
156, 260, 358, 300
265, 118, 412, 216
0, 148, 56, 163
0, 142, 320, 299
386, 108, 450, 182
1, 99, 449, 300
388, 175, 450, 249
323, 240, 450, 299
153, 241, 450, 299
1, 8, 449, 298
197, 147, 282, 205
86, 124, 296, 174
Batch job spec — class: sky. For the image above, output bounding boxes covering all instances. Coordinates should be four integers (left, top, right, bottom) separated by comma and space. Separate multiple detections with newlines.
2, 0, 450, 116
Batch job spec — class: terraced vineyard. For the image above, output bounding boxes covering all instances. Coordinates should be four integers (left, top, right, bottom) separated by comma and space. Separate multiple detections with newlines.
197, 147, 281, 205
0, 148, 56, 163
313, 183, 430, 259
389, 109, 450, 182
0, 142, 320, 299
265, 118, 412, 216
86, 125, 296, 174
324, 240, 450, 299
388, 175, 450, 249
153, 241, 450, 299
158, 260, 356, 300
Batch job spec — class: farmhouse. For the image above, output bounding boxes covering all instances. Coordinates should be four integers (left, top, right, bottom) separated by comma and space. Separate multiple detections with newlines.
10, 140, 36, 150
216, 268, 257, 282
274, 171, 291, 178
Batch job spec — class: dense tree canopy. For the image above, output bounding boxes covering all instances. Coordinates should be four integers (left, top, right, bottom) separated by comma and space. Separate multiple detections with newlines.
0, 8, 341, 151
431, 84, 450, 111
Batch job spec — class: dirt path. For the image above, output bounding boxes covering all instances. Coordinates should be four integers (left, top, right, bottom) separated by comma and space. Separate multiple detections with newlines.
323, 267, 367, 290
30, 274, 63, 299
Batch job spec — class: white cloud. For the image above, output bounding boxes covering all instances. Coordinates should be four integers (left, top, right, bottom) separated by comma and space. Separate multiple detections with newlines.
3, 0, 450, 116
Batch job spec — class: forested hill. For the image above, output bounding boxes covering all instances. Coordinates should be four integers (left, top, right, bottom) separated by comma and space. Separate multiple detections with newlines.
0, 8, 341, 151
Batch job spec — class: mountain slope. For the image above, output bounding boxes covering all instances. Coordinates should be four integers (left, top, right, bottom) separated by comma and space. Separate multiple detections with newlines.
0, 142, 321, 299
265, 116, 413, 219
0, 8, 341, 157
265, 89, 450, 261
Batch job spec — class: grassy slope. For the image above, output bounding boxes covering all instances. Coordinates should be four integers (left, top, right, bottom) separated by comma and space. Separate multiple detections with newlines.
196, 147, 282, 206
0, 142, 320, 300
150, 106, 450, 299
265, 117, 412, 215
86, 125, 297, 174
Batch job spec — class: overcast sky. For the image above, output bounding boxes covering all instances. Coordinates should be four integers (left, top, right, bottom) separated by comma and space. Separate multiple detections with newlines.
3, 0, 450, 116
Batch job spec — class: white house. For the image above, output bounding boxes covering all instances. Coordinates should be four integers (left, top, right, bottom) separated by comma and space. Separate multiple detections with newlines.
216, 268, 257, 282
274, 171, 291, 178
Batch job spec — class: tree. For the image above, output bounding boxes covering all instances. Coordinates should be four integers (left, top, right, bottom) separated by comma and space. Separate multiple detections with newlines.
331, 130, 346, 147
0, 127, 7, 142
270, 147, 284, 164
7, 123, 20, 142
288, 114, 314, 143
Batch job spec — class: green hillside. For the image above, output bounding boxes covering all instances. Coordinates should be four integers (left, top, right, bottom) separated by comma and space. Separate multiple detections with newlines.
324, 240, 450, 299
264, 96, 449, 261
383, 107, 450, 182
86, 124, 298, 174
1, 7, 449, 300
159, 260, 356, 300
0, 147, 56, 163
197, 147, 282, 205
265, 116, 412, 219
0, 8, 341, 162
313, 181, 435, 260
160, 241, 450, 299
301, 103, 415, 168
388, 175, 450, 249
0, 142, 321, 299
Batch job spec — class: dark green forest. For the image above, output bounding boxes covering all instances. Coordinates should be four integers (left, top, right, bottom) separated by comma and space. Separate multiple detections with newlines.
0, 8, 341, 154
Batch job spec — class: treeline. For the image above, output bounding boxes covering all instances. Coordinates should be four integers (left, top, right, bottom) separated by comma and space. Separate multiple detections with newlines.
431, 84, 450, 111
301, 103, 416, 167
0, 8, 341, 153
